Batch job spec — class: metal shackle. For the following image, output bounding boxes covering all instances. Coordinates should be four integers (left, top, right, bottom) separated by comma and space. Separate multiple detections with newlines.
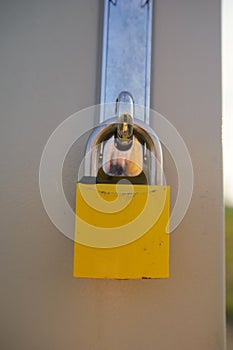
84, 92, 163, 185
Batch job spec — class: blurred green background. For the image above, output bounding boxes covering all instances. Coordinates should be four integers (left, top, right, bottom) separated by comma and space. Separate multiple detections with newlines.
226, 206, 233, 322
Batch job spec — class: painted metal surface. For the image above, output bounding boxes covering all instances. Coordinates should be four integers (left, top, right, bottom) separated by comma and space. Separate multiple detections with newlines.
0, 0, 224, 348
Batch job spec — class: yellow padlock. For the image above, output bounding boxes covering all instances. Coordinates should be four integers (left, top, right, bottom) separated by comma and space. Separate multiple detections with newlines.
73, 92, 170, 279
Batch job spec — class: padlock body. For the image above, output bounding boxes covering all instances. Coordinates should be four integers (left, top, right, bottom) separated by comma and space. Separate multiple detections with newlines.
73, 182, 170, 279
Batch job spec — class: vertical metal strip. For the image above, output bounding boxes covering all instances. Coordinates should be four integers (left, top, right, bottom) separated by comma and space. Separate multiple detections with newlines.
100, 0, 153, 124
100, 0, 110, 118
144, 0, 153, 124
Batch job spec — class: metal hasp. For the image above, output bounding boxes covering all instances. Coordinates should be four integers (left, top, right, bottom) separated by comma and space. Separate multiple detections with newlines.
100, 0, 153, 123
84, 0, 163, 185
